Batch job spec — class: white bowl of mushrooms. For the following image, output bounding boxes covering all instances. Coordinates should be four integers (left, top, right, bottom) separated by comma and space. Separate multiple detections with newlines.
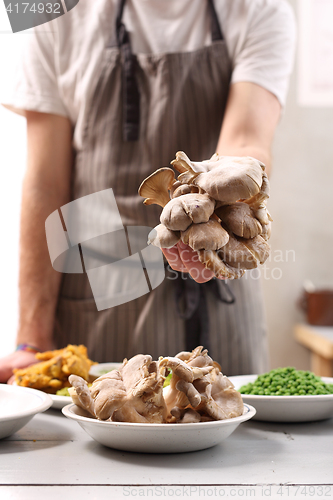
62, 347, 256, 453
62, 401, 255, 453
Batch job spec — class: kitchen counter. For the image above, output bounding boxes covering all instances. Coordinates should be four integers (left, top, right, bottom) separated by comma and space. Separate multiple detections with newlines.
1, 408, 333, 499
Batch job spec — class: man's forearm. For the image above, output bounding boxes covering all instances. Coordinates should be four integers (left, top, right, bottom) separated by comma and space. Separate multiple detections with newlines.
16, 112, 73, 351
216, 82, 282, 178
17, 179, 70, 350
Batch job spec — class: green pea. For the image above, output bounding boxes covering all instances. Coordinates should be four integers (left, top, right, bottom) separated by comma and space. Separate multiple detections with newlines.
239, 367, 333, 396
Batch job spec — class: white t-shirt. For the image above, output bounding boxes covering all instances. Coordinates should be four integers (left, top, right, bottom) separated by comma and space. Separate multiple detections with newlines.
3, 0, 296, 149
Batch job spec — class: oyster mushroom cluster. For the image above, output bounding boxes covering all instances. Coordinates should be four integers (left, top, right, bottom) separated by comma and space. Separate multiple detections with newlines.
138, 152, 272, 279
68, 347, 244, 423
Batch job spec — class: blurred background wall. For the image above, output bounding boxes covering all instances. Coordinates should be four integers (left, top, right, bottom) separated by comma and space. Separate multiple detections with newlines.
0, 0, 332, 367
263, 0, 333, 369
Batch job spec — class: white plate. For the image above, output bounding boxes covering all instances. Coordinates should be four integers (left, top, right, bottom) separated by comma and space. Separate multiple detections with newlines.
49, 394, 72, 410
0, 384, 52, 439
62, 403, 255, 453
229, 375, 333, 423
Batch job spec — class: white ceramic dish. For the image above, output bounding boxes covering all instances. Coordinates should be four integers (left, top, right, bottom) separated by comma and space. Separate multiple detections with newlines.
13, 381, 70, 411
62, 403, 255, 453
229, 375, 333, 423
49, 394, 72, 410
89, 362, 123, 380
0, 384, 52, 439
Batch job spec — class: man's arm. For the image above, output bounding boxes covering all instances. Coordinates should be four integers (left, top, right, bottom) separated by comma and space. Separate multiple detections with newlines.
163, 82, 281, 279
216, 82, 281, 174
0, 112, 73, 382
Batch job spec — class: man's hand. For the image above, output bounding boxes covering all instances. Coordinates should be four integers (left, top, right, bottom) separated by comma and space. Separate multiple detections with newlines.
162, 242, 215, 283
0, 351, 38, 383
162, 83, 280, 284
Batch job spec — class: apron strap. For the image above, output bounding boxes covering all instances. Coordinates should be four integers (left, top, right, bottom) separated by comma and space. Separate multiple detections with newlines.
115, 0, 224, 142
172, 267, 235, 352
116, 0, 140, 141
208, 0, 224, 42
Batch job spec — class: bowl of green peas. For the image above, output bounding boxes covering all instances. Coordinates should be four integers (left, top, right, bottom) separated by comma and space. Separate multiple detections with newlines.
229, 368, 333, 422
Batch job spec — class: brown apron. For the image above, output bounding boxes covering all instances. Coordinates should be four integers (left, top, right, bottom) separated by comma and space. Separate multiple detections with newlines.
54, 0, 269, 375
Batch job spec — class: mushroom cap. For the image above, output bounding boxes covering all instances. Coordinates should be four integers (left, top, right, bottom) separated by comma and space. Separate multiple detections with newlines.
200, 370, 244, 420
148, 224, 180, 248
216, 202, 263, 239
192, 157, 264, 203
172, 184, 199, 198
245, 172, 270, 209
160, 193, 215, 231
181, 220, 229, 251
171, 150, 221, 176
138, 168, 175, 207
218, 231, 258, 270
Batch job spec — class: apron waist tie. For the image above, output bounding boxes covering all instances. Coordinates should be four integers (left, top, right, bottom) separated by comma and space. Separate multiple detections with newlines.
170, 265, 236, 352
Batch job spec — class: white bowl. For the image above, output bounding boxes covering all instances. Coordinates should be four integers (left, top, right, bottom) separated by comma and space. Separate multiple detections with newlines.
62, 403, 255, 453
229, 375, 333, 423
0, 384, 52, 439
89, 362, 123, 380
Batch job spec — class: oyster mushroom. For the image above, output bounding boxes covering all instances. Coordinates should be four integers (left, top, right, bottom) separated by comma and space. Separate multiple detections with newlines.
181, 220, 229, 251
138, 151, 272, 280
69, 374, 97, 416
172, 151, 265, 203
171, 150, 222, 175
69, 354, 167, 423
172, 183, 199, 198
159, 356, 213, 384
160, 193, 215, 231
244, 172, 270, 209
148, 224, 180, 248
197, 249, 245, 279
160, 348, 214, 416
69, 346, 244, 425
195, 370, 244, 420
215, 202, 262, 239
241, 235, 270, 264
192, 159, 264, 203
138, 167, 175, 207
218, 230, 258, 270
170, 407, 201, 423
161, 346, 244, 422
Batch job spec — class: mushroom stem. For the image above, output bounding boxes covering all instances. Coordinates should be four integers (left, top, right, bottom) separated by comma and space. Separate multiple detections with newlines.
198, 249, 245, 279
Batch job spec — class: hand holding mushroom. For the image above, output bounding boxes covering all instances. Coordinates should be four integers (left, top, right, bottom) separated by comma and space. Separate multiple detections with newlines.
139, 151, 272, 280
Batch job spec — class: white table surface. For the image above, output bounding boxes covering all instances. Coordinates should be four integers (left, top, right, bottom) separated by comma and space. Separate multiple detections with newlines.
1, 408, 333, 500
